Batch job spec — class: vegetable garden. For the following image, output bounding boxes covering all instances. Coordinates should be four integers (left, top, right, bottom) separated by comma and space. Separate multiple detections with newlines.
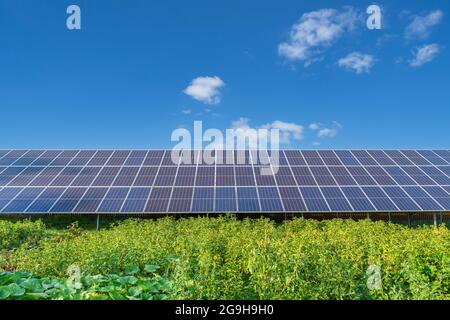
0, 217, 449, 300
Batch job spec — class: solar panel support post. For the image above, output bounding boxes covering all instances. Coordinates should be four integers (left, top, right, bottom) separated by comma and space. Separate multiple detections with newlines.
407, 213, 411, 227
388, 213, 391, 222
366, 213, 370, 220
433, 213, 437, 228
96, 214, 100, 231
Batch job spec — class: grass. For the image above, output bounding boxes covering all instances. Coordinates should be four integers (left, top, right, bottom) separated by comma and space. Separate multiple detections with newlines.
0, 217, 449, 300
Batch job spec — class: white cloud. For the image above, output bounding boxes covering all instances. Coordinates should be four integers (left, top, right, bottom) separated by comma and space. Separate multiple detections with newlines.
183, 76, 225, 105
278, 7, 360, 66
405, 10, 443, 40
338, 52, 375, 74
409, 44, 440, 67
309, 123, 320, 130
318, 128, 338, 138
181, 109, 192, 115
231, 118, 304, 145
309, 122, 340, 139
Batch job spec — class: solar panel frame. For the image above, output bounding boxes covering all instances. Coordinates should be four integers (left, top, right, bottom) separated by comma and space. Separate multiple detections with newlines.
1, 150, 450, 215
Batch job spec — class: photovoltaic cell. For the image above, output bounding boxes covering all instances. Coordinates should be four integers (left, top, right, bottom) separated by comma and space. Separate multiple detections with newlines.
351, 150, 378, 166
334, 150, 360, 165
384, 150, 414, 166
278, 187, 307, 212
299, 187, 329, 212
432, 150, 450, 164
26, 188, 66, 213
361, 187, 398, 211
364, 167, 397, 186
192, 187, 214, 212
328, 166, 357, 186
237, 187, 260, 212
1, 150, 449, 215
381, 187, 421, 211
168, 188, 193, 213
367, 150, 396, 166
418, 166, 450, 185
383, 166, 417, 186
258, 187, 283, 212
320, 187, 353, 211
144, 187, 171, 213
346, 167, 377, 186
291, 167, 317, 186
216, 187, 237, 212
417, 151, 448, 165
97, 188, 129, 212
73, 188, 108, 213
401, 150, 431, 166
341, 187, 375, 211
401, 187, 443, 211
2, 188, 44, 213
421, 187, 450, 210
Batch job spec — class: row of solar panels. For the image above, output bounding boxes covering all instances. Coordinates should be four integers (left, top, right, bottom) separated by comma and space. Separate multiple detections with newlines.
1, 164, 450, 187
0, 150, 449, 215
0, 185, 449, 214
1, 150, 450, 167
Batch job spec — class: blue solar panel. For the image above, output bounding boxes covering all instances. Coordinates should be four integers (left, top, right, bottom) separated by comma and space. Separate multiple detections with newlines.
278, 187, 307, 212
291, 167, 317, 186
320, 187, 353, 212
384, 150, 414, 166
432, 151, 450, 164
258, 187, 283, 212
346, 167, 377, 185
317, 150, 342, 166
364, 167, 397, 186
237, 188, 260, 212
351, 150, 378, 166
1, 150, 449, 215
421, 186, 450, 210
402, 187, 443, 211
361, 187, 398, 211
419, 166, 450, 185
299, 187, 330, 212
417, 151, 448, 165
192, 187, 214, 212
383, 166, 417, 186
215, 187, 237, 212
334, 150, 360, 165
367, 150, 396, 166
25, 188, 65, 213
401, 166, 436, 185
310, 166, 337, 186
328, 166, 358, 186
401, 150, 431, 166
273, 167, 297, 186
381, 187, 421, 211
73, 188, 108, 213
341, 187, 376, 211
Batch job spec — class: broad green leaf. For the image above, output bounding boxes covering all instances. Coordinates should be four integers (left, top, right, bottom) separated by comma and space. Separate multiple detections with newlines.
144, 264, 159, 273
124, 265, 140, 275
20, 278, 43, 292
8, 283, 25, 297
0, 286, 11, 299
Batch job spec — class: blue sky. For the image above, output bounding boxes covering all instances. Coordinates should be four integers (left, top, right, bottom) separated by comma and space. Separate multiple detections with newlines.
0, 0, 448, 149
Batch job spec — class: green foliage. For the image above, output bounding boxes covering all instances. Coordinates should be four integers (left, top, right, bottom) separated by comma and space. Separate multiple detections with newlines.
0, 268, 170, 300
0, 220, 49, 251
0, 217, 449, 300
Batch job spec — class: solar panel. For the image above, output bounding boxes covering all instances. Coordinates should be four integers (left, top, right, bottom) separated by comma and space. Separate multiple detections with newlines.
0, 150, 449, 215
299, 187, 330, 212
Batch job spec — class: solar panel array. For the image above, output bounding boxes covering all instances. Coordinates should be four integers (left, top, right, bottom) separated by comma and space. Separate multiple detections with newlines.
0, 150, 450, 214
